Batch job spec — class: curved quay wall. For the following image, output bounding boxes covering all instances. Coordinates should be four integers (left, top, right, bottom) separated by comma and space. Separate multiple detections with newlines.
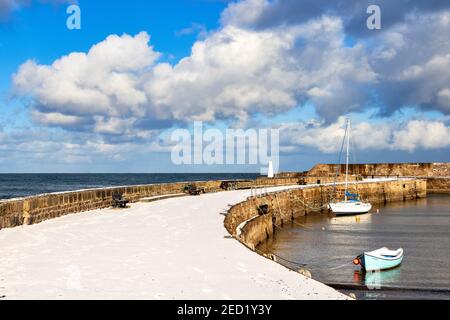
307, 162, 450, 178
427, 178, 450, 194
225, 179, 428, 249
1, 173, 447, 232
306, 163, 450, 195
0, 177, 303, 230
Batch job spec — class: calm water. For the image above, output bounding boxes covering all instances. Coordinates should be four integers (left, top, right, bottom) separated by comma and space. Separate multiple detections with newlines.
0, 173, 258, 200
258, 194, 450, 300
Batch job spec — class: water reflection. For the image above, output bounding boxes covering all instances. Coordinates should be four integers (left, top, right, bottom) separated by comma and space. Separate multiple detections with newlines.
328, 213, 373, 225
258, 195, 450, 299
353, 268, 402, 288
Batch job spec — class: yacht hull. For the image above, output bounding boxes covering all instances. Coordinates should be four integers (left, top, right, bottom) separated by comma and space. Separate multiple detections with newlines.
329, 202, 372, 215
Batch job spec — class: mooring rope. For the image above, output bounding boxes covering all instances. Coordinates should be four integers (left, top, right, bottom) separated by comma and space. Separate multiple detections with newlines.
290, 194, 330, 211
327, 261, 354, 270
270, 254, 308, 267
291, 220, 313, 230
255, 246, 356, 272
274, 194, 283, 217
254, 247, 307, 267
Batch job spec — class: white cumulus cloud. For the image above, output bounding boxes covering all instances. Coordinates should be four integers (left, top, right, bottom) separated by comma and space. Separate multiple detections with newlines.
392, 120, 450, 152
14, 16, 375, 129
281, 117, 450, 153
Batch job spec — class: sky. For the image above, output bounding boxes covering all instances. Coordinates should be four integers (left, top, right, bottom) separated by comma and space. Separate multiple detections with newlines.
0, 0, 450, 173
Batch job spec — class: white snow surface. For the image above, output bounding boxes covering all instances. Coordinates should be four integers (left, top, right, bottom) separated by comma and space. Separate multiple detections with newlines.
0, 185, 356, 300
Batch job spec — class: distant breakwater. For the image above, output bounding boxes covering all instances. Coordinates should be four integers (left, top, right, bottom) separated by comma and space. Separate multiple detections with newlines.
0, 177, 302, 230
0, 173, 260, 200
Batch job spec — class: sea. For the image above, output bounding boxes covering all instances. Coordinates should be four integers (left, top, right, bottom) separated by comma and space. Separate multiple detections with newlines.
0, 173, 259, 200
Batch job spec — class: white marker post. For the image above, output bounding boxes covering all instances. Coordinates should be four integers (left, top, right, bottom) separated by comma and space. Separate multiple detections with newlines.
267, 160, 274, 178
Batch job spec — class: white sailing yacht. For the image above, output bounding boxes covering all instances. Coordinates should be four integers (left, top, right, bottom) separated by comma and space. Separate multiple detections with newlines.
329, 119, 372, 215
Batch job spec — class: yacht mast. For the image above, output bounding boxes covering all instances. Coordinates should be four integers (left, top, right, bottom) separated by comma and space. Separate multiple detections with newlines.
345, 118, 351, 202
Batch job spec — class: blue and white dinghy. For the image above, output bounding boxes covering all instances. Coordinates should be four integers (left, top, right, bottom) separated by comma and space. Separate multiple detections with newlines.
354, 247, 404, 272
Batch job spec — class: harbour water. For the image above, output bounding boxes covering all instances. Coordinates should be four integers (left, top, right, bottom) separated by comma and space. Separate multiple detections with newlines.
0, 173, 258, 200
258, 194, 450, 300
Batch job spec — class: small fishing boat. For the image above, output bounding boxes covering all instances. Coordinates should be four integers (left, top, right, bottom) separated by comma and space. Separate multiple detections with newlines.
353, 247, 404, 272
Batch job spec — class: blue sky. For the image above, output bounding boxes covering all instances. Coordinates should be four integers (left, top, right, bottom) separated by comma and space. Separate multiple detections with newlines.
0, 1, 225, 100
1, 0, 450, 173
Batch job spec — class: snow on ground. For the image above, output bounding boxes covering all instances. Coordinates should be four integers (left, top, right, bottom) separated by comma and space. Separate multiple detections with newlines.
0, 185, 354, 300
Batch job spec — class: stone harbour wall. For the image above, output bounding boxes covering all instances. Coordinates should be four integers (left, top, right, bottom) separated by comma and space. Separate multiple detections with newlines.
307, 162, 450, 178
305, 162, 450, 195
225, 179, 427, 249
0, 177, 303, 230
427, 178, 450, 194
1, 163, 447, 232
